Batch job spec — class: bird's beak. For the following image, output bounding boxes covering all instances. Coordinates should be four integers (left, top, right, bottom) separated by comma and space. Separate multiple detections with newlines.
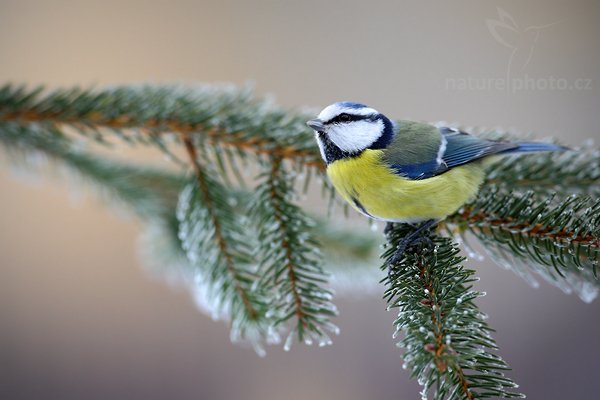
306, 118, 325, 132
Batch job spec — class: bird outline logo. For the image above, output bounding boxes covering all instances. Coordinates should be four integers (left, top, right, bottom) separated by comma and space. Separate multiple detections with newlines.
486, 8, 560, 81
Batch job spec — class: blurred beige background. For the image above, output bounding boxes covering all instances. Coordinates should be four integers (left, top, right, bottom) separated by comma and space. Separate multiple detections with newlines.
1, 0, 599, 399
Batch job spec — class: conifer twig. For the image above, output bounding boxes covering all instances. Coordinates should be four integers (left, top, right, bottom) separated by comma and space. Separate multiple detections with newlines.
485, 148, 599, 195
383, 224, 523, 399
0, 85, 324, 170
268, 157, 307, 327
249, 155, 337, 346
180, 133, 260, 320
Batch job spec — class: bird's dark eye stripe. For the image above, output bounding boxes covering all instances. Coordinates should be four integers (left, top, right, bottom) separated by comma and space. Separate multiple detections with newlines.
325, 113, 376, 125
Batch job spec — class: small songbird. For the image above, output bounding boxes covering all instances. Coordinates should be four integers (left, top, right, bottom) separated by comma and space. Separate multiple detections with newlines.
307, 102, 566, 263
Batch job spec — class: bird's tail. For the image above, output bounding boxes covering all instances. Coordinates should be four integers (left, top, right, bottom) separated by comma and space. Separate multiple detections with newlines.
501, 142, 569, 154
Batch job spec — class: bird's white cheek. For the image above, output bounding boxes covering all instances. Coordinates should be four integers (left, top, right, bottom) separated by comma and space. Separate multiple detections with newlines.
328, 120, 383, 153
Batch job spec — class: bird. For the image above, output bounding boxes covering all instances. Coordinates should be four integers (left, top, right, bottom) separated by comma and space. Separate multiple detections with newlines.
306, 101, 566, 265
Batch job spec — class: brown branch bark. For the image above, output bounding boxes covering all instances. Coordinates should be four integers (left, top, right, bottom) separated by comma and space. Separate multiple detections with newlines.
418, 251, 474, 400
456, 207, 599, 248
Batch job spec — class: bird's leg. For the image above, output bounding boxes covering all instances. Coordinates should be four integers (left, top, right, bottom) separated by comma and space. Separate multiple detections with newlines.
388, 219, 437, 267
384, 221, 395, 235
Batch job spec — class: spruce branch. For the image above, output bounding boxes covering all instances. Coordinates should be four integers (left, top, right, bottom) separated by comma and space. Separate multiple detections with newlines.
249, 156, 338, 347
0, 84, 324, 170
447, 188, 599, 302
485, 148, 600, 196
177, 134, 271, 344
458, 190, 598, 250
383, 224, 523, 399
0, 121, 184, 219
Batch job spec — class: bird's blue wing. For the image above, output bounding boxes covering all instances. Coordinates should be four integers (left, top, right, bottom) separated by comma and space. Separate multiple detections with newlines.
440, 127, 566, 168
384, 123, 564, 180
384, 123, 517, 179
439, 127, 518, 169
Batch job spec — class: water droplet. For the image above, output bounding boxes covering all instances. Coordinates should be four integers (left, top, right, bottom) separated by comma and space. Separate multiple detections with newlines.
577, 282, 599, 303
330, 325, 341, 335
267, 326, 281, 345
254, 345, 266, 358
318, 336, 333, 347
283, 332, 295, 352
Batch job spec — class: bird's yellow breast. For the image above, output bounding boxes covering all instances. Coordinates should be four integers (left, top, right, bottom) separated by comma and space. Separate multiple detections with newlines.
326, 149, 485, 222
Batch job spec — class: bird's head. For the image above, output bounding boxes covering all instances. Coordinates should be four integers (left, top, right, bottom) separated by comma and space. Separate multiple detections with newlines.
307, 102, 394, 164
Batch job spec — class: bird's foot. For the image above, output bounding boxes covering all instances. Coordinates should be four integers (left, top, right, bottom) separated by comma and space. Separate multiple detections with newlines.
386, 220, 437, 280
384, 222, 395, 236
409, 235, 435, 250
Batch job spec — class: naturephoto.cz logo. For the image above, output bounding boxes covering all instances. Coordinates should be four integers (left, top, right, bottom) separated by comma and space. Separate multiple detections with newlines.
445, 8, 592, 94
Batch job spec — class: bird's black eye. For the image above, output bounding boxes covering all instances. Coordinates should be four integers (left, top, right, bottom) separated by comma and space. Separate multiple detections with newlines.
338, 113, 351, 122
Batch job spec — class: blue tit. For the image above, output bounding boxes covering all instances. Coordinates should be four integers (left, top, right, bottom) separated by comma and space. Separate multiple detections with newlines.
306, 101, 566, 262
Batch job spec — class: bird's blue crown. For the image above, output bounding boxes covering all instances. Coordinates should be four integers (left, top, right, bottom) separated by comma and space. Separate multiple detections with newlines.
335, 101, 368, 109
